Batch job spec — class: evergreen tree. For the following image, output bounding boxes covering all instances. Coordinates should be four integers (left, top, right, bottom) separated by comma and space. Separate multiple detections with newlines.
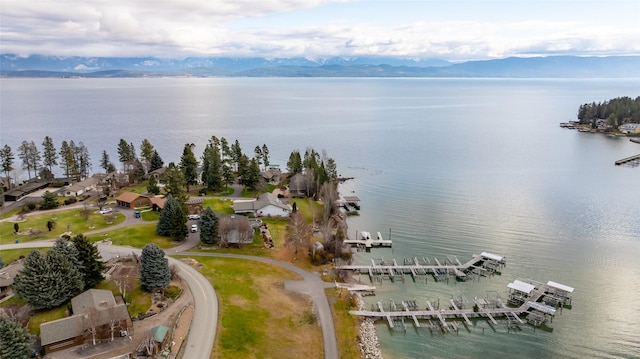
180, 143, 198, 192
202, 142, 223, 191
100, 150, 112, 172
199, 207, 219, 245
40, 191, 60, 209
117, 138, 135, 174
222, 163, 234, 190
74, 141, 91, 180
42, 135, 58, 174
147, 174, 160, 195
140, 139, 155, 172
287, 150, 302, 174
261, 144, 270, 169
156, 194, 188, 240
162, 162, 186, 202
237, 154, 250, 186
17, 140, 41, 180
0, 145, 14, 189
231, 139, 242, 171
254, 145, 263, 168
47, 238, 84, 299
59, 140, 75, 178
245, 158, 261, 190
140, 244, 171, 292
150, 150, 164, 172
72, 234, 106, 289
0, 315, 32, 359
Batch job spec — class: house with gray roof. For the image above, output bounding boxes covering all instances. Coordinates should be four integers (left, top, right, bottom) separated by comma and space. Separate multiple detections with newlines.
40, 289, 132, 354
232, 192, 291, 218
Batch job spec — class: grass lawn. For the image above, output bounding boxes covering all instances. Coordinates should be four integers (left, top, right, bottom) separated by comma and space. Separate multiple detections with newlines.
0, 208, 125, 245
0, 248, 49, 265
326, 288, 361, 359
87, 223, 175, 249
179, 256, 322, 359
140, 210, 160, 221
201, 198, 235, 215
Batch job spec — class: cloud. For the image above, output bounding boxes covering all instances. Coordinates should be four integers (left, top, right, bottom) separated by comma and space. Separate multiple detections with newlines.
1, 0, 638, 60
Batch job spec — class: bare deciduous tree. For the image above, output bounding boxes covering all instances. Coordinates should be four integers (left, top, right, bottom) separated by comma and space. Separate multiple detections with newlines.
285, 212, 312, 254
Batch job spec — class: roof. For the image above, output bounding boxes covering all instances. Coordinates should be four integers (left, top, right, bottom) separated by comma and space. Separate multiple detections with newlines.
0, 262, 23, 288
40, 315, 85, 345
116, 191, 148, 203
343, 196, 361, 202
546, 281, 574, 293
71, 289, 116, 314
151, 326, 169, 343
150, 196, 166, 209
41, 289, 131, 346
256, 192, 290, 211
233, 193, 290, 213
481, 252, 504, 262
508, 280, 535, 294
526, 301, 557, 315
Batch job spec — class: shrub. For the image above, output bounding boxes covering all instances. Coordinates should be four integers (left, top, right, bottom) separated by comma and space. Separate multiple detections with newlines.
26, 203, 36, 211
64, 197, 77, 205
163, 285, 181, 300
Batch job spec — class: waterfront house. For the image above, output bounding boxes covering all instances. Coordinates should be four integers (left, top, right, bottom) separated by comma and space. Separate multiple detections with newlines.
232, 192, 291, 217
619, 122, 640, 134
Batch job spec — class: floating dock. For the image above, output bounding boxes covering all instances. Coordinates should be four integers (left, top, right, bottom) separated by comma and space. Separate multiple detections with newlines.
336, 252, 506, 283
350, 279, 573, 331
615, 153, 640, 167
343, 231, 393, 251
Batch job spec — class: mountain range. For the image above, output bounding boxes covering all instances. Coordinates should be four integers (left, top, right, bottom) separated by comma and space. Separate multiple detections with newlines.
1, 54, 638, 78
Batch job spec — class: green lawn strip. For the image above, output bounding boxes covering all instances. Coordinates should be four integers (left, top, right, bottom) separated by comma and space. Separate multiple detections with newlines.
200, 198, 235, 215
0, 209, 125, 245
288, 198, 323, 222
0, 248, 50, 265
88, 223, 174, 249
140, 210, 160, 221
182, 256, 304, 358
0, 207, 22, 220
326, 288, 361, 359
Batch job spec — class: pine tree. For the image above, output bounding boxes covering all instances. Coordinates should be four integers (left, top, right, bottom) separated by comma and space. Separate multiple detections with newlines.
42, 135, 58, 174
140, 244, 171, 292
147, 174, 160, 195
48, 238, 85, 302
150, 150, 164, 172
72, 234, 106, 289
0, 315, 32, 359
199, 207, 219, 245
0, 145, 14, 189
180, 143, 198, 192
157, 194, 187, 240
13, 250, 56, 310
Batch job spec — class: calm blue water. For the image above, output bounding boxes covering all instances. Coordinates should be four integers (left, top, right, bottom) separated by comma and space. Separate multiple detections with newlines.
1, 78, 639, 358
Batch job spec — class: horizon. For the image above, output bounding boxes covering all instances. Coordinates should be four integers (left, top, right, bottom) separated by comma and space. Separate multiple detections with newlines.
1, 1, 639, 62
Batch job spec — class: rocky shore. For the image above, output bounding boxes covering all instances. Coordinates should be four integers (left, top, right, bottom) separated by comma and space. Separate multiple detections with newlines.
356, 296, 383, 359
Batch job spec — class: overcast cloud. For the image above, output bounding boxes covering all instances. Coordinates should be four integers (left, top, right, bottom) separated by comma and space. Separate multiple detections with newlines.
1, 0, 638, 60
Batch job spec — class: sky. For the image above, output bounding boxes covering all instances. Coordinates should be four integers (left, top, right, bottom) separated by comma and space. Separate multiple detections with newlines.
1, 0, 639, 61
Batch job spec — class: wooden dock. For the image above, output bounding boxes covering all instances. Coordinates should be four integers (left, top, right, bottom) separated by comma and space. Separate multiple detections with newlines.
615, 153, 640, 166
336, 252, 506, 282
343, 231, 393, 250
351, 281, 570, 331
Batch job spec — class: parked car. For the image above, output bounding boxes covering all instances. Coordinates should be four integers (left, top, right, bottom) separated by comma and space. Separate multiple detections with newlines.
188, 214, 200, 220
191, 224, 198, 232
99, 207, 113, 214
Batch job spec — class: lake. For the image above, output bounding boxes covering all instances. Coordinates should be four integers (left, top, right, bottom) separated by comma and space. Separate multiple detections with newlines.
1, 77, 639, 358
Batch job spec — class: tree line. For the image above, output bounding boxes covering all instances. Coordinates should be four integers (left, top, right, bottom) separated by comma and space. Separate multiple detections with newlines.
577, 96, 640, 127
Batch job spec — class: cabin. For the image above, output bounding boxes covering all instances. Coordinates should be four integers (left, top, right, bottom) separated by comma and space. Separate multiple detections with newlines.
116, 192, 152, 208
40, 289, 132, 354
